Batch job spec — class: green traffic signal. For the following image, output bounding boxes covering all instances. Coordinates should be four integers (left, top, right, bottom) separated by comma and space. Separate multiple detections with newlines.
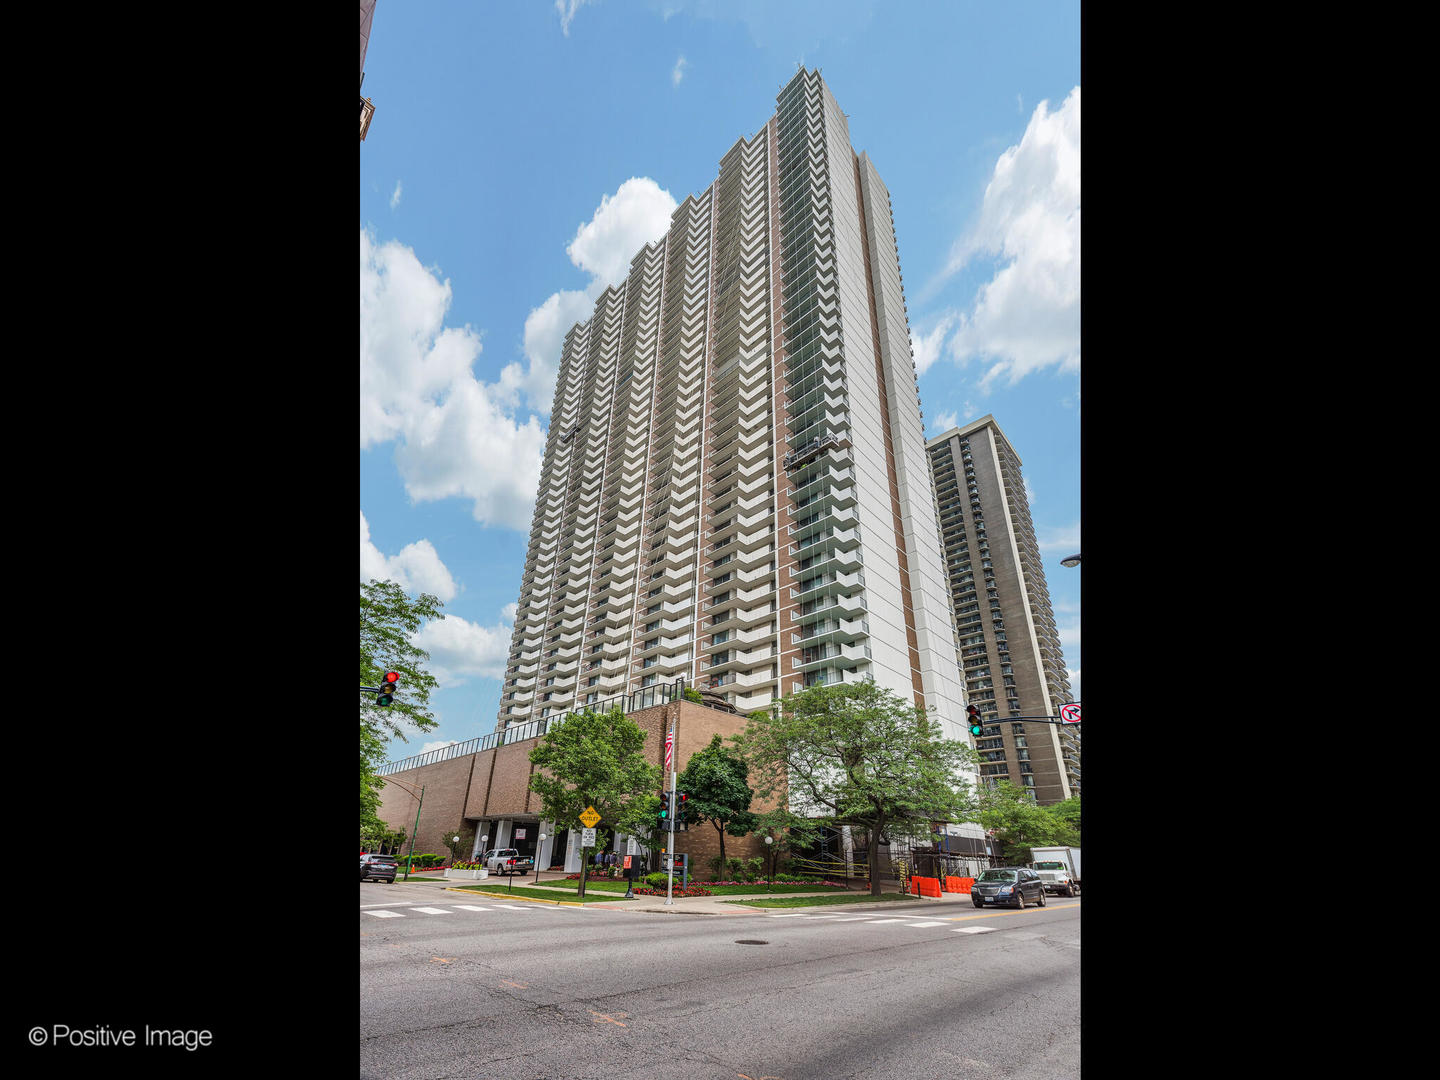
966, 704, 983, 737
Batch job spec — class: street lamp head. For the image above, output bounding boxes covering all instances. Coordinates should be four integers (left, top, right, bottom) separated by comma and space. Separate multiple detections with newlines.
764, 835, 773, 844
1060, 553, 1082, 567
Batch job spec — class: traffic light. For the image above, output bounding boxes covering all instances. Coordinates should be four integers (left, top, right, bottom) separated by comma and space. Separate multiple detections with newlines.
377, 671, 399, 707
657, 791, 671, 823
676, 791, 688, 821
966, 704, 983, 737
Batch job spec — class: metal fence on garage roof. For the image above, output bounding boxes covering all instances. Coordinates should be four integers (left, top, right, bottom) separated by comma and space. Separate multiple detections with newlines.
377, 678, 689, 776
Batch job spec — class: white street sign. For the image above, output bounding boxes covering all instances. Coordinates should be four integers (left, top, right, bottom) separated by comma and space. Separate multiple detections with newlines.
581, 827, 597, 846
1060, 702, 1081, 724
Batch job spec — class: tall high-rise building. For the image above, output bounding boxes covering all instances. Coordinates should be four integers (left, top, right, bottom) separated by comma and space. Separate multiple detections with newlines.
498, 68, 971, 754
926, 417, 1080, 804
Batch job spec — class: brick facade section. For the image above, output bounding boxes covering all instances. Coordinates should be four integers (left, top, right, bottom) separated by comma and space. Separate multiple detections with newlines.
374, 700, 782, 877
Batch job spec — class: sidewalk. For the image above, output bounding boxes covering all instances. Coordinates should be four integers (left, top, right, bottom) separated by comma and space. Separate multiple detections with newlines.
392, 870, 979, 916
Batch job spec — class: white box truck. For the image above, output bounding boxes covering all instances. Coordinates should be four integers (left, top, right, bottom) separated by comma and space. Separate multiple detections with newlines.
1030, 846, 1081, 896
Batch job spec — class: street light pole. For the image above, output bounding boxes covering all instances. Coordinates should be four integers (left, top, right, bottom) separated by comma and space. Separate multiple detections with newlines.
534, 834, 546, 885
404, 784, 425, 881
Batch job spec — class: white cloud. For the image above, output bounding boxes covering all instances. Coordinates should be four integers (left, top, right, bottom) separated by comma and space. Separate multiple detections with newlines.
1066, 667, 1081, 701
512, 177, 677, 415
911, 315, 956, 378
555, 0, 592, 36
360, 228, 546, 530
1035, 519, 1081, 557
421, 739, 459, 755
930, 87, 1081, 390
360, 511, 460, 602
390, 180, 402, 209
672, 55, 688, 87
566, 177, 677, 292
930, 410, 958, 436
412, 607, 516, 686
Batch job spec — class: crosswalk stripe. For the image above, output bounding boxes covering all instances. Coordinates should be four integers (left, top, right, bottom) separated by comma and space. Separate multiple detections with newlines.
364, 910, 405, 918
408, 907, 452, 915
767, 913, 810, 918
904, 921, 949, 928
864, 919, 912, 924
952, 926, 997, 934
451, 905, 491, 911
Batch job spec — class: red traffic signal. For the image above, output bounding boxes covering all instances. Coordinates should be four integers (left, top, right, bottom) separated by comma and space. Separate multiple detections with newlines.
377, 671, 400, 707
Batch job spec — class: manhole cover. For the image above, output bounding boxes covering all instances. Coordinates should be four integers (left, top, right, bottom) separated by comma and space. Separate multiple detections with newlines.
734, 940, 768, 945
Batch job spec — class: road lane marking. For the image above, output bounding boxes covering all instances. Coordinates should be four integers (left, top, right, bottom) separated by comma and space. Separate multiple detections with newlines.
364, 910, 405, 918
904, 921, 949, 928
864, 919, 912, 924
408, 907, 453, 915
952, 926, 997, 934
451, 905, 492, 911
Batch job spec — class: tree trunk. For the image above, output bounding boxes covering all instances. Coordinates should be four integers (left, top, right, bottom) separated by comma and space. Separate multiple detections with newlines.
869, 819, 884, 896
715, 820, 727, 869
577, 849, 587, 899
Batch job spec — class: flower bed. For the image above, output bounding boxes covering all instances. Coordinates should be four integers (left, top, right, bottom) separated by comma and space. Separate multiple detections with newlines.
704, 879, 847, 889
632, 885, 713, 897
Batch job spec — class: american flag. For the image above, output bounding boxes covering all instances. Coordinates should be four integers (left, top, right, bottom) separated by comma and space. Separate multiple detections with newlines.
665, 728, 674, 772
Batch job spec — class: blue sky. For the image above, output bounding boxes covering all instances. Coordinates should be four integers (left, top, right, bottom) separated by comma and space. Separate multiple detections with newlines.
360, 0, 1080, 763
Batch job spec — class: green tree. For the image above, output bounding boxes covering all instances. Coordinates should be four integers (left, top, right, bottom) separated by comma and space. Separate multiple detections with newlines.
735, 680, 980, 896
527, 705, 662, 897
676, 734, 757, 868
1048, 795, 1082, 844
977, 780, 1074, 863
750, 807, 823, 880
360, 579, 444, 830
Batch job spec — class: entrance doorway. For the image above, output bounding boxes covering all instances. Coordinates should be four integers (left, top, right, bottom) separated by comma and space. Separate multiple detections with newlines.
549, 828, 568, 870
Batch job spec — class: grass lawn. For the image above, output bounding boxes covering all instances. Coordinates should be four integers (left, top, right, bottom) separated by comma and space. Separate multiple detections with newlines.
449, 884, 630, 903
721, 892, 925, 909
542, 879, 855, 896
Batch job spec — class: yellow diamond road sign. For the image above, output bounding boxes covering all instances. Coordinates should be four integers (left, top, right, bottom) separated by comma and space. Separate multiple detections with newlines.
579, 806, 601, 828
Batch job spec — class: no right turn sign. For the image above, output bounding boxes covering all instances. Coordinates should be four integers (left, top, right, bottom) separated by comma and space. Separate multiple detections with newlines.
1060, 702, 1081, 724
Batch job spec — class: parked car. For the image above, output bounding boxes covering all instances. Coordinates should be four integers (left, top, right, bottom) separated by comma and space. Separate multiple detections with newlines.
971, 866, 1046, 908
483, 848, 534, 876
360, 853, 398, 883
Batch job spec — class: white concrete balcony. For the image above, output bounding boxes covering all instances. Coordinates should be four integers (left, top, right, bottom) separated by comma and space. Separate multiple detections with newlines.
792, 642, 872, 672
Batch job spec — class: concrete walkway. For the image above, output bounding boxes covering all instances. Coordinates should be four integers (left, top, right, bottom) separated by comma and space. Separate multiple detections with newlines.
389, 870, 984, 916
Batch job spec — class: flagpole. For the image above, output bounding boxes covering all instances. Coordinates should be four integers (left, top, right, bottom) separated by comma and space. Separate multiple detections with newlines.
664, 720, 676, 906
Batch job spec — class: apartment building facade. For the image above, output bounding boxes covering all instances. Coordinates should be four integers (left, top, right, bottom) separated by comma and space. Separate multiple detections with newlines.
497, 68, 973, 763
926, 417, 1080, 804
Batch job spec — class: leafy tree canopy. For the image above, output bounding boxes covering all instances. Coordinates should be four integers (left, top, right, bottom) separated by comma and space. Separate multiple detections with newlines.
360, 579, 444, 831
978, 780, 1079, 863
734, 680, 979, 895
528, 705, 662, 896
676, 733, 757, 865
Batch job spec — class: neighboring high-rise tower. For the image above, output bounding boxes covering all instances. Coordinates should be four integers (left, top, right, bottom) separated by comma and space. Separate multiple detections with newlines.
498, 69, 971, 753
926, 417, 1079, 804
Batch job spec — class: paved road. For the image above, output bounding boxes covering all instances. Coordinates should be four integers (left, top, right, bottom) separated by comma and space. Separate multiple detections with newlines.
360, 885, 1080, 1079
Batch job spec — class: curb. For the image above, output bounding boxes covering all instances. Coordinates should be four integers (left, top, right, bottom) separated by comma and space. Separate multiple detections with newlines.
442, 886, 591, 907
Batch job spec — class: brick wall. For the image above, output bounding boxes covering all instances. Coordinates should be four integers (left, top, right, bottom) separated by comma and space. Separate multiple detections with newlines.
372, 699, 786, 875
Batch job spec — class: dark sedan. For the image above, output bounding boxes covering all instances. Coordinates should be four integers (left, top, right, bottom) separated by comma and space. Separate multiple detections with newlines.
971, 866, 1046, 908
360, 853, 398, 883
